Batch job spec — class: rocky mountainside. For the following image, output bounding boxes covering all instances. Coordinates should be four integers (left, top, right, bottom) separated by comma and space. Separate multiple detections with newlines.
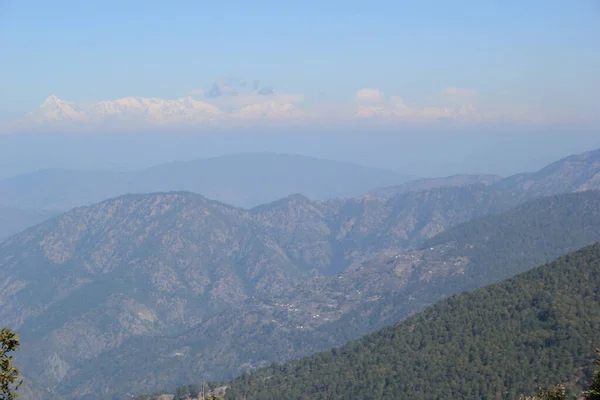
3, 188, 600, 399
0, 153, 411, 211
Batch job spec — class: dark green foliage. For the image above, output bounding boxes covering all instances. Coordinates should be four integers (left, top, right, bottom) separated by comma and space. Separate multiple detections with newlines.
586, 349, 600, 399
0, 328, 21, 400
226, 244, 600, 400
518, 350, 600, 399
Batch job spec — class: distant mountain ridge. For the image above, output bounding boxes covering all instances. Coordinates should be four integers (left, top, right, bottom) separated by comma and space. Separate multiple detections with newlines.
0, 148, 598, 236
495, 147, 600, 199
367, 174, 502, 198
0, 153, 413, 211
371, 148, 600, 199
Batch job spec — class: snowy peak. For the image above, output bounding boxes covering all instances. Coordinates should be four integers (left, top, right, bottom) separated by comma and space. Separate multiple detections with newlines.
40, 94, 60, 106
36, 95, 86, 121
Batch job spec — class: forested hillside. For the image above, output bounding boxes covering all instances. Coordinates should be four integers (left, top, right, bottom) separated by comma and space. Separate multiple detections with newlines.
226, 243, 600, 400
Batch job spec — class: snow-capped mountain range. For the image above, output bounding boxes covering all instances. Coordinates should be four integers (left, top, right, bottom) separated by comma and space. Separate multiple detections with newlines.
24, 95, 308, 129
2, 89, 555, 134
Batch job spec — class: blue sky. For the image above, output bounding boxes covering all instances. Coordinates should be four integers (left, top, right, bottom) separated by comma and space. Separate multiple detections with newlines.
0, 0, 598, 123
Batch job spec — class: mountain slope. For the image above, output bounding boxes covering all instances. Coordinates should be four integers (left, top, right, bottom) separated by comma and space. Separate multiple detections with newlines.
225, 243, 600, 400
4, 190, 597, 399
292, 190, 600, 346
495, 147, 600, 198
370, 148, 600, 202
1, 193, 314, 394
2, 187, 508, 398
123, 190, 600, 399
0, 153, 411, 211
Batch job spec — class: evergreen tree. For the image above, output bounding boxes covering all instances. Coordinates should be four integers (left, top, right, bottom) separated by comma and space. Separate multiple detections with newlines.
0, 328, 21, 400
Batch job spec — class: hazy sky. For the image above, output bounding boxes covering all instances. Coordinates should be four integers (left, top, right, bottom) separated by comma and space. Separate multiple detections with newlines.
0, 126, 599, 180
0, 0, 598, 178
0, 0, 598, 123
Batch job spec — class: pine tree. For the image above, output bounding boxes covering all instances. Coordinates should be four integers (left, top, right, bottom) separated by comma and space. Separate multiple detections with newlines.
0, 328, 21, 400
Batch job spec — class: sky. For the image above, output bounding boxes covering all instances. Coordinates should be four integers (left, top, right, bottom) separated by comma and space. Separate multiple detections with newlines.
0, 0, 598, 122
0, 1, 598, 178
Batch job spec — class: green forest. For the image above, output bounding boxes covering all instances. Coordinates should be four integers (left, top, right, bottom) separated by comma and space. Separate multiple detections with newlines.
224, 243, 600, 399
